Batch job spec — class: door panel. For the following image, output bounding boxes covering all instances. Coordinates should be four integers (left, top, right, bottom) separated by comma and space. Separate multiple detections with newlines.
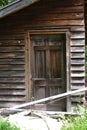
30, 34, 66, 111
35, 50, 46, 78
50, 50, 61, 78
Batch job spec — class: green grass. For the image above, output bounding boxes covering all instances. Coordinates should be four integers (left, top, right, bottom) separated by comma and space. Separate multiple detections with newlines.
61, 110, 87, 130
0, 118, 20, 130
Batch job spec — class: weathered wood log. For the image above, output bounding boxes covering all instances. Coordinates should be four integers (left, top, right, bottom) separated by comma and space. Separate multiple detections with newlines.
10, 88, 87, 110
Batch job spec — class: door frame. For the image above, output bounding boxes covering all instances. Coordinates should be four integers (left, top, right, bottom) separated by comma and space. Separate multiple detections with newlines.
25, 30, 71, 111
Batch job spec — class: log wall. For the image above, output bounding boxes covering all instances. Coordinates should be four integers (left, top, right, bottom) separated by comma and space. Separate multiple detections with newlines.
0, 0, 85, 110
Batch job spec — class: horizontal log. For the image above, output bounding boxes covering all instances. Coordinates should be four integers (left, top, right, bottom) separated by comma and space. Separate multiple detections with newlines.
71, 86, 85, 90
0, 98, 25, 102
48, 5, 84, 12
71, 83, 85, 87
70, 27, 85, 31
71, 32, 85, 40
0, 91, 26, 96
0, 39, 24, 43
0, 102, 25, 108
0, 42, 24, 46
71, 66, 85, 71
0, 29, 24, 34
25, 25, 85, 31
13, 12, 84, 21
0, 51, 25, 54
0, 66, 25, 70
0, 25, 84, 33
71, 59, 85, 65
30, 20, 84, 26
33, 13, 84, 20
0, 46, 25, 52
0, 35, 24, 40
0, 58, 25, 61
0, 45, 24, 49
0, 78, 25, 83
71, 46, 85, 52
71, 50, 84, 53
0, 74, 25, 78
71, 92, 84, 96
0, 83, 25, 85
71, 73, 85, 77
0, 85, 25, 89
0, 53, 25, 59
0, 56, 24, 59
71, 31, 85, 37
0, 61, 25, 65
0, 82, 25, 85
0, 71, 25, 77
71, 40, 85, 46
71, 53, 85, 58
71, 79, 85, 83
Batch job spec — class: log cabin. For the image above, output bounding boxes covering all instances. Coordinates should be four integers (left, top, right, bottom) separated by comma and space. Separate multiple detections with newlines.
0, 0, 86, 111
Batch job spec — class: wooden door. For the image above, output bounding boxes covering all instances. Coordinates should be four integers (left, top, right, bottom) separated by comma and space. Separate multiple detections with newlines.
30, 34, 66, 111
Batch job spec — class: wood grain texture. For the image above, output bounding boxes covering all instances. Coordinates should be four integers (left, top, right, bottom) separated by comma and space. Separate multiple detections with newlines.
0, 0, 85, 109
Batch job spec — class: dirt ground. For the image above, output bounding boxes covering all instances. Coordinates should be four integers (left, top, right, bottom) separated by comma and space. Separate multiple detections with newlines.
8, 110, 63, 130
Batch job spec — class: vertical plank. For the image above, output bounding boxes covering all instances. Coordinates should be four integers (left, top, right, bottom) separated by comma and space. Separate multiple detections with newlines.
25, 32, 32, 101
66, 32, 71, 112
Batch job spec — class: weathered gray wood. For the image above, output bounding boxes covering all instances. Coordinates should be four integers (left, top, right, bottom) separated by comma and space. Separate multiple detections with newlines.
0, 66, 24, 70
0, 98, 25, 102
71, 59, 85, 64
71, 32, 85, 39
0, 47, 24, 52
0, 61, 25, 65
71, 53, 85, 58
71, 79, 85, 83
71, 86, 85, 90
71, 66, 85, 71
0, 85, 25, 89
0, 103, 25, 108
71, 73, 85, 77
71, 46, 85, 50
71, 40, 85, 46
0, 91, 25, 96
0, 78, 24, 83
0, 73, 25, 77
0, 40, 25, 107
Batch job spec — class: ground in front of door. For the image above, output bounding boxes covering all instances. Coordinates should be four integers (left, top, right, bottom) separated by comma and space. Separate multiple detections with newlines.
8, 110, 63, 130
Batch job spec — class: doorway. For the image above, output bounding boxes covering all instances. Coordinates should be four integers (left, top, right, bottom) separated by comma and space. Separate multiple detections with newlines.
30, 34, 66, 111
